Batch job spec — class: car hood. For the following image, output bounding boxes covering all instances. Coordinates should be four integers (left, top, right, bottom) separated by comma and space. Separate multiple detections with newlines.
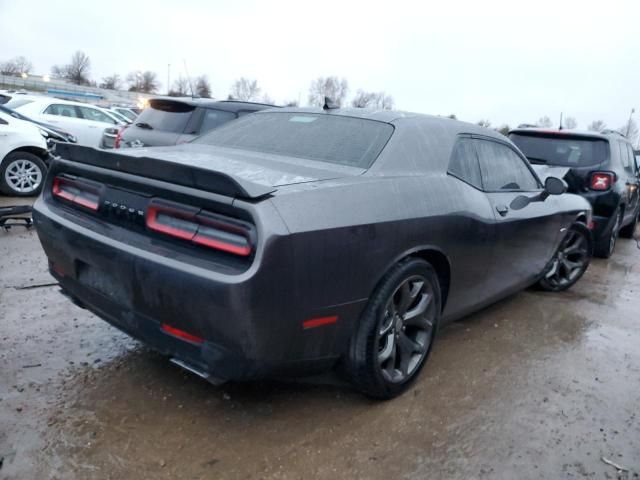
118, 143, 365, 188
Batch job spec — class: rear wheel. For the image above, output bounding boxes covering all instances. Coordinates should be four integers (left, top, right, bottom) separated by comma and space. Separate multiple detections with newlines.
619, 207, 639, 239
594, 208, 622, 258
346, 258, 440, 399
0, 152, 47, 197
539, 223, 592, 292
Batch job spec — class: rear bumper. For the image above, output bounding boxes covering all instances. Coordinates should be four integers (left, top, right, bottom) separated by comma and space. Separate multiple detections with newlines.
33, 198, 366, 381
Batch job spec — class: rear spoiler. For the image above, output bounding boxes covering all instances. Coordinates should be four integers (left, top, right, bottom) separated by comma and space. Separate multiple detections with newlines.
54, 144, 276, 200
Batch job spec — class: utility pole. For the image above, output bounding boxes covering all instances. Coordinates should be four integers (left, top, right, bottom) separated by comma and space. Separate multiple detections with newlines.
167, 64, 171, 95
626, 108, 635, 137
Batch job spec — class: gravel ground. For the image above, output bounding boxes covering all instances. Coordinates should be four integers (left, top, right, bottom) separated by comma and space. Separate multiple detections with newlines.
1, 195, 639, 479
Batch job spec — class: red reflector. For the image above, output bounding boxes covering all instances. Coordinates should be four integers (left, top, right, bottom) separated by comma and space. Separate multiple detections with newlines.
590, 172, 614, 191
587, 220, 595, 230
161, 324, 204, 345
303, 316, 338, 329
51, 262, 66, 277
52, 176, 99, 211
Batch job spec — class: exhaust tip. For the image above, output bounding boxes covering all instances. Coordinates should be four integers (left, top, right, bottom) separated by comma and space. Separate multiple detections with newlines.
169, 358, 226, 386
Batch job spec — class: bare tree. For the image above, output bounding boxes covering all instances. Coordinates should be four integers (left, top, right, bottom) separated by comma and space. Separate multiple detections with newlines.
127, 71, 159, 93
51, 51, 91, 85
477, 119, 491, 128
0, 56, 33, 76
169, 76, 191, 96
496, 124, 510, 136
587, 120, 606, 132
537, 116, 553, 128
618, 119, 639, 146
229, 77, 261, 101
283, 99, 299, 107
100, 74, 122, 90
351, 90, 394, 109
260, 93, 275, 105
308, 76, 349, 107
195, 75, 212, 98
564, 116, 577, 129
447, 114, 457, 120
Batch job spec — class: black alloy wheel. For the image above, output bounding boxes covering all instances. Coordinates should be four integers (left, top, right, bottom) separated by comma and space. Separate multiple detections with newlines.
347, 258, 441, 399
619, 207, 639, 239
539, 223, 592, 292
595, 208, 623, 259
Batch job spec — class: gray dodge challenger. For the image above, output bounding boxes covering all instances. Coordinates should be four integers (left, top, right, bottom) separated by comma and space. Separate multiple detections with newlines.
33, 108, 593, 398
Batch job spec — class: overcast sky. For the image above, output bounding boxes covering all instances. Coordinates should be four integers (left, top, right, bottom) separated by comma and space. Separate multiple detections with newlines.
1, 0, 639, 129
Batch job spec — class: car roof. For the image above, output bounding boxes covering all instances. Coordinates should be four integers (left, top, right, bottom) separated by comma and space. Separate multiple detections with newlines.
148, 97, 278, 112
509, 127, 631, 143
255, 106, 507, 139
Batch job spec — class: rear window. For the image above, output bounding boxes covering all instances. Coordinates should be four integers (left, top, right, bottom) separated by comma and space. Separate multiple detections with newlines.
135, 100, 195, 132
194, 112, 394, 168
509, 133, 608, 167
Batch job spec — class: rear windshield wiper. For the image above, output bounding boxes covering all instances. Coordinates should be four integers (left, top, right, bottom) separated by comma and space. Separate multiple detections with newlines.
526, 157, 547, 164
136, 122, 153, 130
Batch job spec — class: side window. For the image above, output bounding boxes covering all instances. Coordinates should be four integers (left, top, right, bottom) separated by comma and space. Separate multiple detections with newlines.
237, 110, 256, 117
45, 104, 79, 118
448, 137, 482, 189
199, 109, 236, 133
626, 144, 636, 173
78, 106, 116, 124
475, 139, 540, 191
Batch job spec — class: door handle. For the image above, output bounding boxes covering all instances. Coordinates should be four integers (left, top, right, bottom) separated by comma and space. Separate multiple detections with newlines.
496, 205, 509, 216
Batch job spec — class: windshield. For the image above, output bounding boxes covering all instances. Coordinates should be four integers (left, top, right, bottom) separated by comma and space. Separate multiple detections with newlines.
194, 112, 394, 168
116, 108, 137, 121
509, 133, 608, 167
4, 98, 34, 109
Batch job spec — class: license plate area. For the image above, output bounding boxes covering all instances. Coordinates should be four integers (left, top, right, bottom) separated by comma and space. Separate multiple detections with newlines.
76, 260, 132, 307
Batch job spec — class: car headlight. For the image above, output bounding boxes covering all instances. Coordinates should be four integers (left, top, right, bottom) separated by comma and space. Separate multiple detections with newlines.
67, 134, 77, 143
38, 128, 49, 139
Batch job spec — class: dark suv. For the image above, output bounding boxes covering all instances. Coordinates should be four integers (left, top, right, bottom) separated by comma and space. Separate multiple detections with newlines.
509, 128, 639, 257
106, 98, 277, 149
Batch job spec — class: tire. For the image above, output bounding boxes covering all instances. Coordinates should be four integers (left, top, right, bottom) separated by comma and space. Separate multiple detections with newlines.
346, 258, 441, 399
594, 208, 622, 259
619, 207, 639, 239
0, 151, 47, 197
539, 223, 592, 292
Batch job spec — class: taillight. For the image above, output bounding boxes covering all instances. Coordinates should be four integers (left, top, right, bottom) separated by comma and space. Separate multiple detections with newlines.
52, 176, 101, 211
114, 125, 127, 149
590, 172, 616, 191
146, 200, 254, 256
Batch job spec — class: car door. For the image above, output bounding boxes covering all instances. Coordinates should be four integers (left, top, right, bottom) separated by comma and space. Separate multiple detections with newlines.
443, 135, 497, 318
473, 135, 563, 294
77, 106, 119, 147
41, 104, 97, 146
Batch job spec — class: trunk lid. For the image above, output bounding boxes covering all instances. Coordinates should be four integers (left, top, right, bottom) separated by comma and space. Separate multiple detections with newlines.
56, 143, 362, 200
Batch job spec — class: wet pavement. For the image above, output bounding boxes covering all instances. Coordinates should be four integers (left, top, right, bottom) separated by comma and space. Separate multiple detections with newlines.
1, 196, 639, 479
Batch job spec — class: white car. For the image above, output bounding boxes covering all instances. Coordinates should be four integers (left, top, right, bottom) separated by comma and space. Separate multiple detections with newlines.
5, 95, 126, 148
0, 110, 50, 196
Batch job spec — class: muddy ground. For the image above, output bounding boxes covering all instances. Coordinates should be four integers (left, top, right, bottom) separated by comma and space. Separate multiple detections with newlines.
1, 196, 639, 479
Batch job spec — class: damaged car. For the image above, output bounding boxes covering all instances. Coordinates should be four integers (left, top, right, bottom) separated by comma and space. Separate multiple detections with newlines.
33, 108, 593, 398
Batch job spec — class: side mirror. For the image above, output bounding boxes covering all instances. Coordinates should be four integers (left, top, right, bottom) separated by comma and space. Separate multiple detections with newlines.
544, 176, 567, 196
